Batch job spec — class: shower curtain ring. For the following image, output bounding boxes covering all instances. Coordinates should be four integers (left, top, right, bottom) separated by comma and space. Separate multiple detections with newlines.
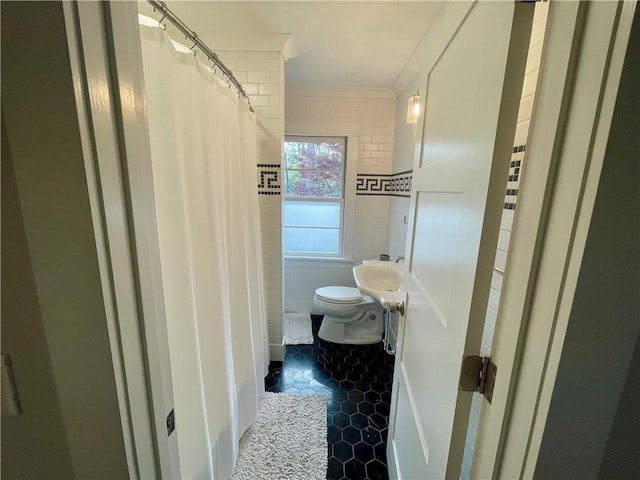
158, 2, 167, 28
189, 33, 199, 52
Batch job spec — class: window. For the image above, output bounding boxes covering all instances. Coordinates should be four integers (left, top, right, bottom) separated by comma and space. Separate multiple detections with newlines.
283, 136, 346, 256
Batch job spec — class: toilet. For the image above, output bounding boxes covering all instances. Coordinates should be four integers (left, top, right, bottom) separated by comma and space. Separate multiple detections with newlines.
313, 286, 383, 344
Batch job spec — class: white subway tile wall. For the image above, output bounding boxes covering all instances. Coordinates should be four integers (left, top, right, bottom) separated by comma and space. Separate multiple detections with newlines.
386, 72, 422, 261
218, 50, 285, 359
284, 259, 356, 313
460, 3, 548, 478
354, 195, 391, 265
284, 94, 397, 308
285, 96, 396, 175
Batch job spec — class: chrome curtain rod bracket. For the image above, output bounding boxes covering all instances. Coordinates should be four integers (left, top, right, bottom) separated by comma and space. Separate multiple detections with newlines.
146, 0, 254, 112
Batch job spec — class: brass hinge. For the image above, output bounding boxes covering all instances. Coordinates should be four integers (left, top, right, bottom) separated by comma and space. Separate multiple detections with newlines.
458, 355, 497, 404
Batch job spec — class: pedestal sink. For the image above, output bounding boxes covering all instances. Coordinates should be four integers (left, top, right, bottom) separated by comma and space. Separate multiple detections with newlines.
353, 261, 405, 312
353, 261, 405, 355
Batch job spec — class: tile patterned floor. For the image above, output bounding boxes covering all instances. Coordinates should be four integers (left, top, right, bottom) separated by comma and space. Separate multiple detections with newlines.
265, 314, 395, 480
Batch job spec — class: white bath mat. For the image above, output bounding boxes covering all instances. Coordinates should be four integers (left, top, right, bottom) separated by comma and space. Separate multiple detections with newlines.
284, 312, 314, 345
230, 393, 327, 480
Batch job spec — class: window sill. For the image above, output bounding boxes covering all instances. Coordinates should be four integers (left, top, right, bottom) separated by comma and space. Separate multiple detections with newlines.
284, 256, 354, 268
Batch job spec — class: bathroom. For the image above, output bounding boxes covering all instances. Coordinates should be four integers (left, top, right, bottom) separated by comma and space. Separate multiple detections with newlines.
4, 1, 638, 480
3, 1, 545, 479
137, 1, 550, 478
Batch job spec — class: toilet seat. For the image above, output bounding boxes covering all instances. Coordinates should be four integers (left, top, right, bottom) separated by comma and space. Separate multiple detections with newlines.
313, 285, 383, 344
315, 286, 363, 305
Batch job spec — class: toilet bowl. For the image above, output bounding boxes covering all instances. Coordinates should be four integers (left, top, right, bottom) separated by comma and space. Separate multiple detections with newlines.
313, 286, 383, 344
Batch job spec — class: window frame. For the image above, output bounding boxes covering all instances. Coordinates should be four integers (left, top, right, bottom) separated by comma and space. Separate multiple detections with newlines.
283, 135, 345, 257
283, 122, 359, 260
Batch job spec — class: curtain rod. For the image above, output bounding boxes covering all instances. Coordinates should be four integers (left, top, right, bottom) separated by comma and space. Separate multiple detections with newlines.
146, 0, 254, 112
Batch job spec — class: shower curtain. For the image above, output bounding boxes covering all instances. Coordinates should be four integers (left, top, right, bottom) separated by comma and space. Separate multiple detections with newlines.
138, 16, 269, 479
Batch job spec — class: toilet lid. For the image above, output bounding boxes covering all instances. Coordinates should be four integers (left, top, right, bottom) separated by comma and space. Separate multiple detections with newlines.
316, 286, 363, 304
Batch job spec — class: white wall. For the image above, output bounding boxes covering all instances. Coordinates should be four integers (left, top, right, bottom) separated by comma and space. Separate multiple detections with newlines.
1, 2, 130, 477
386, 73, 421, 261
284, 259, 356, 313
217, 50, 287, 360
283, 91, 397, 312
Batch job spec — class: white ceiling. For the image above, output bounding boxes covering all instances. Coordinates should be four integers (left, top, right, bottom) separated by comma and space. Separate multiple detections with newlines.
139, 1, 445, 95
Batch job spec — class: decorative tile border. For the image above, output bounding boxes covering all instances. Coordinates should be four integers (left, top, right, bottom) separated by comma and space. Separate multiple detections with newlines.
355, 143, 526, 207
356, 171, 412, 197
389, 171, 412, 197
356, 174, 392, 195
258, 146, 524, 206
257, 163, 281, 195
504, 145, 525, 210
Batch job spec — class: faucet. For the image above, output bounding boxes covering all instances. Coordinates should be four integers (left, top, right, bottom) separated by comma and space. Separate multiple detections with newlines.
394, 256, 405, 263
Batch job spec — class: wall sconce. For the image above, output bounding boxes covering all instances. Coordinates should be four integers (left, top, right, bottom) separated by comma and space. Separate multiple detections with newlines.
406, 91, 421, 124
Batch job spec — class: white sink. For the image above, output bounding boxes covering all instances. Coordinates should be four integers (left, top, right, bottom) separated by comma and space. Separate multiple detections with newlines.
353, 262, 405, 311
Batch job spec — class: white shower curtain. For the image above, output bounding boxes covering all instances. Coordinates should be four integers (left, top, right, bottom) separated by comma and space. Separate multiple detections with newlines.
138, 16, 269, 479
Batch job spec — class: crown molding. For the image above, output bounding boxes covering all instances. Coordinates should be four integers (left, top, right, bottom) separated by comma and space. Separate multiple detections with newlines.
285, 86, 396, 99
205, 33, 298, 60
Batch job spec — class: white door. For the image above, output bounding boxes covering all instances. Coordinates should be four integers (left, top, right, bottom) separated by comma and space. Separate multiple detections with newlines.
387, 2, 533, 478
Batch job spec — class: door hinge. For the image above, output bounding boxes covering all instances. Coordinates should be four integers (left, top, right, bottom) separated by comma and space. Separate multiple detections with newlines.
458, 355, 497, 404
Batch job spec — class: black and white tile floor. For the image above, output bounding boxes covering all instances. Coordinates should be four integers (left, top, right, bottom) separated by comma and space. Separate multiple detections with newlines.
265, 314, 395, 480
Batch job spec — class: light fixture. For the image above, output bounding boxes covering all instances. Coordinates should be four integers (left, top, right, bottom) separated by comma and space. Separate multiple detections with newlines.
406, 91, 421, 124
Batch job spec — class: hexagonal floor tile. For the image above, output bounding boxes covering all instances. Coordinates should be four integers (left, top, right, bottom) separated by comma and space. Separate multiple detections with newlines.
333, 440, 354, 462
264, 314, 394, 480
362, 427, 382, 446
342, 425, 361, 445
353, 441, 375, 464
344, 458, 367, 479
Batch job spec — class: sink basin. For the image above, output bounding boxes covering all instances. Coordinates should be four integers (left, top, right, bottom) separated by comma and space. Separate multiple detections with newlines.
353, 262, 405, 310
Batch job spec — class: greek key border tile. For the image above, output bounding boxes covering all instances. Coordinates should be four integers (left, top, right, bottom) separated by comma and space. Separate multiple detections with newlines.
356, 170, 412, 197
504, 145, 525, 210
257, 163, 281, 195
260, 143, 525, 204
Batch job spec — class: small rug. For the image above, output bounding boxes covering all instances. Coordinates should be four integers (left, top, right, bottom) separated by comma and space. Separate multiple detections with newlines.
230, 393, 327, 480
284, 312, 314, 345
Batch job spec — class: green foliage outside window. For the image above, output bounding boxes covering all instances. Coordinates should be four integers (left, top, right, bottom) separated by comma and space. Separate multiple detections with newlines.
284, 140, 343, 197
